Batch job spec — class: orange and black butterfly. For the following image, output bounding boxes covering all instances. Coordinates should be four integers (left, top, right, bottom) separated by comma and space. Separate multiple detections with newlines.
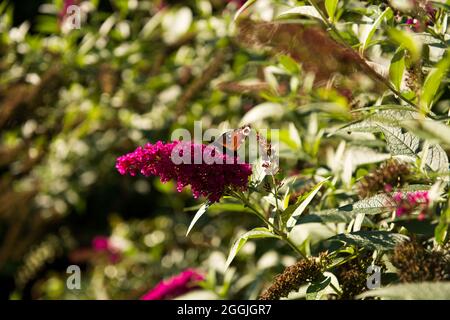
211, 125, 252, 156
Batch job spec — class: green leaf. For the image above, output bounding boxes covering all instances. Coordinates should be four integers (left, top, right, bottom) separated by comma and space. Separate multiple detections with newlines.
294, 210, 375, 227
325, 0, 339, 22
162, 7, 193, 44
377, 123, 420, 158
234, 0, 257, 21
334, 194, 396, 215
420, 52, 450, 112
360, 7, 393, 54
394, 184, 432, 192
286, 178, 329, 231
279, 55, 299, 74
389, 48, 405, 91
341, 110, 449, 173
297, 102, 350, 115
186, 202, 210, 236
240, 102, 284, 125
288, 191, 411, 229
35, 16, 58, 34
0, 0, 9, 15
353, 212, 365, 232
306, 276, 331, 300
343, 147, 391, 172
327, 230, 408, 251
292, 193, 403, 228
140, 9, 164, 39
435, 207, 450, 245
208, 203, 253, 214
358, 282, 450, 300
387, 28, 422, 62
225, 228, 280, 270
399, 117, 450, 147
276, 6, 324, 21
421, 143, 449, 174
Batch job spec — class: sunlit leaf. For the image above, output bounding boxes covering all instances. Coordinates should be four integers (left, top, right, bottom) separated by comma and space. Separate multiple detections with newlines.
186, 202, 210, 236
325, 0, 339, 22
225, 228, 280, 270
279, 55, 299, 74
360, 7, 392, 54
420, 52, 450, 112
240, 102, 284, 125
358, 282, 450, 300
286, 178, 329, 231
387, 28, 422, 62
389, 48, 405, 91
234, 0, 257, 21
341, 110, 449, 173
435, 207, 450, 245
277, 5, 324, 21
306, 276, 331, 300
327, 230, 408, 251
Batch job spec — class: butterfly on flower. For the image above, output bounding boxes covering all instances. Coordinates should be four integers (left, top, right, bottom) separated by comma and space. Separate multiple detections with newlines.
210, 125, 252, 156
209, 125, 278, 174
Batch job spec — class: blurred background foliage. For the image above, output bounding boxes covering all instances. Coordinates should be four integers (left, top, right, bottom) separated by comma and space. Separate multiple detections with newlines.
0, 0, 296, 299
1, 0, 449, 299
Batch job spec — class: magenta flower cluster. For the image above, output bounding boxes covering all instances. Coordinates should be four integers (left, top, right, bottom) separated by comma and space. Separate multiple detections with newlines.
140, 269, 204, 300
116, 141, 252, 202
393, 191, 430, 220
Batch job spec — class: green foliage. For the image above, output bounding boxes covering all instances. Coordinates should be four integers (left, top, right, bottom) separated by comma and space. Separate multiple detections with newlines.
358, 282, 450, 300
225, 227, 280, 270
1, 0, 449, 300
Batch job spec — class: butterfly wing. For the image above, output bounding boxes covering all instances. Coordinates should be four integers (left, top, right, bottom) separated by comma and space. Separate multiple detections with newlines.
211, 125, 251, 154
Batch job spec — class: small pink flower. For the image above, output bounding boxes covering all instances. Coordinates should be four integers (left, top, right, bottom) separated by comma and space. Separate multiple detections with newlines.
384, 184, 393, 193
396, 206, 407, 217
393, 192, 403, 202
417, 211, 427, 221
140, 269, 204, 300
406, 18, 421, 31
92, 236, 109, 251
91, 236, 122, 264
392, 191, 430, 219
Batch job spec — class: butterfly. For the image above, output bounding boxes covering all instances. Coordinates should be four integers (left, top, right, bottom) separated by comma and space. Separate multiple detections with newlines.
211, 125, 252, 155
209, 124, 279, 174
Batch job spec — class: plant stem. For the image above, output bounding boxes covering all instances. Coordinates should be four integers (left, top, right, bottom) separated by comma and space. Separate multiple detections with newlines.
271, 175, 284, 230
234, 191, 306, 259
330, 282, 343, 297
282, 234, 306, 259
306, 0, 346, 43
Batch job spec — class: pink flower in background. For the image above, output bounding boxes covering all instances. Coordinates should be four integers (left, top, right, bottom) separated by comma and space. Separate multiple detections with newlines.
405, 18, 421, 30
91, 236, 121, 263
392, 191, 430, 220
92, 236, 109, 251
140, 269, 205, 300
116, 141, 252, 202
384, 184, 393, 193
